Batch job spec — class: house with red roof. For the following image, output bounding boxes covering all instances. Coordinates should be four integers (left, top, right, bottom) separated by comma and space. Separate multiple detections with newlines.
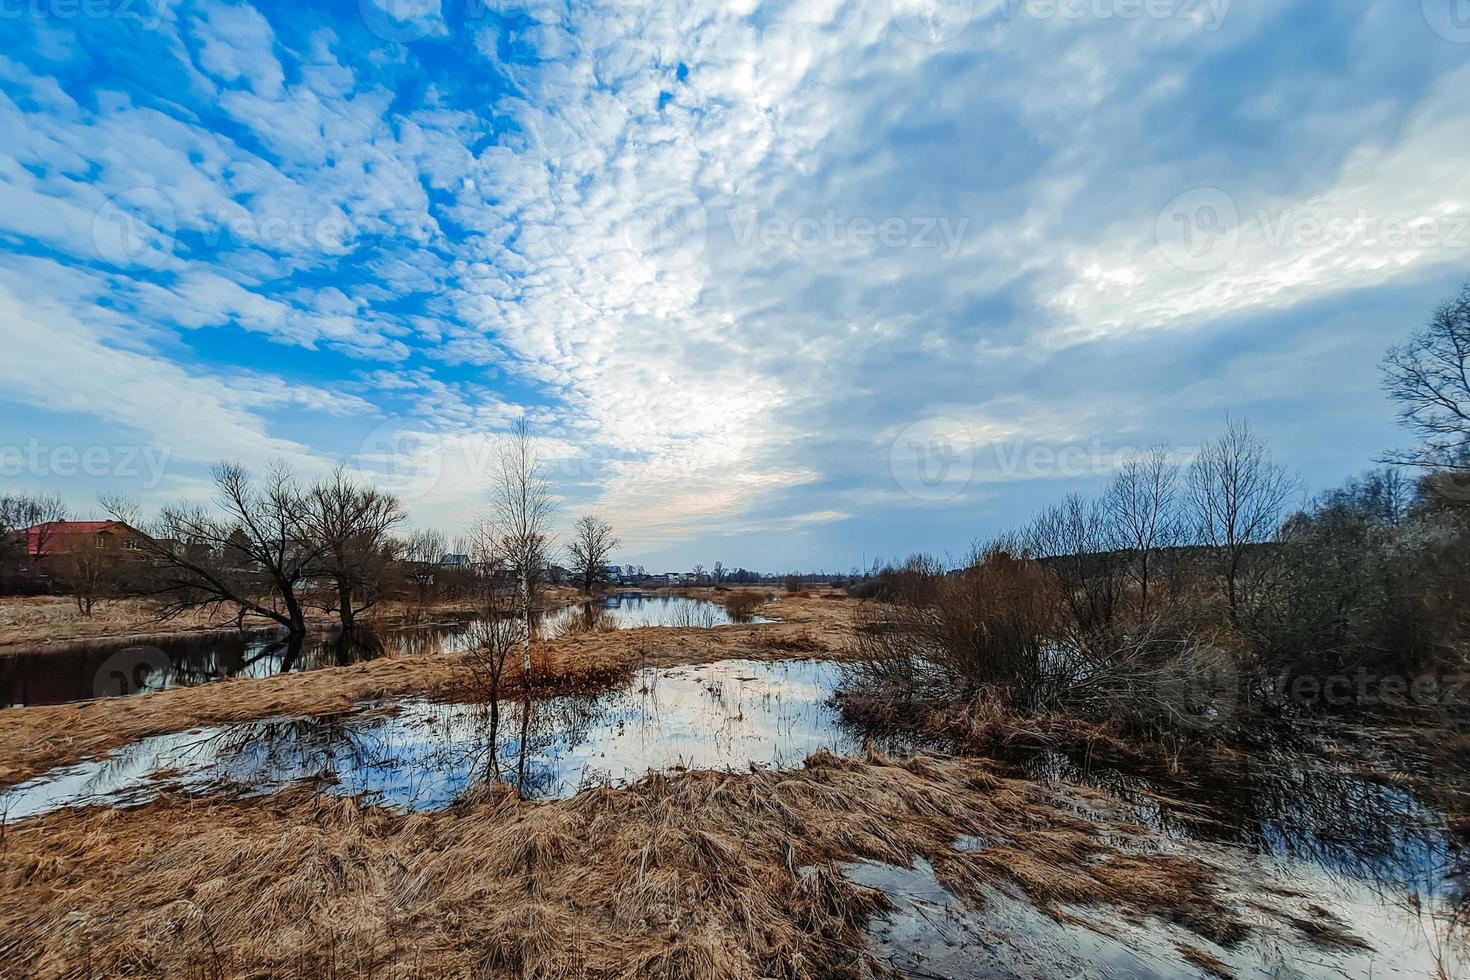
17, 520, 150, 559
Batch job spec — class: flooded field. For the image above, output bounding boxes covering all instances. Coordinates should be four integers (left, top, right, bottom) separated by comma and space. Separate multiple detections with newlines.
0, 658, 861, 819
0, 594, 763, 707
2, 646, 1465, 977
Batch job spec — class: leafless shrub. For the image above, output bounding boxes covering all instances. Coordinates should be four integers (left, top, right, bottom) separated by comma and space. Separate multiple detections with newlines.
847, 544, 1065, 713
668, 602, 719, 629
1025, 494, 1128, 646
721, 591, 765, 620
844, 544, 1241, 740
548, 604, 619, 638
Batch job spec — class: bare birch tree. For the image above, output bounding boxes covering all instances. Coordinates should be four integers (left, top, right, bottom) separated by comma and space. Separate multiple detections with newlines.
463, 520, 518, 781
1106, 446, 1179, 620
489, 417, 555, 792
1185, 418, 1297, 623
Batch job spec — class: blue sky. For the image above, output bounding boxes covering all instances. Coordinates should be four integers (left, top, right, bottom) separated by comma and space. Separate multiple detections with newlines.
1, 0, 1468, 571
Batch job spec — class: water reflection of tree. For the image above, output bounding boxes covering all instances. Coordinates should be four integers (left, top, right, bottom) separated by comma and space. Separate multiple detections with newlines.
1030, 748, 1465, 903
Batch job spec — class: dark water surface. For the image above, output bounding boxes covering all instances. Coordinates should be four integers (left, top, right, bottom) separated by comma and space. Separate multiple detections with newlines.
0, 594, 765, 708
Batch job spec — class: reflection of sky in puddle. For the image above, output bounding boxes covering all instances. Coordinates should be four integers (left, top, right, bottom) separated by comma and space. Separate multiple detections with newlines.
0, 659, 869, 820
1024, 748, 1464, 903
846, 857, 1171, 978
847, 851, 1470, 979
1007, 750, 1469, 978
540, 593, 771, 633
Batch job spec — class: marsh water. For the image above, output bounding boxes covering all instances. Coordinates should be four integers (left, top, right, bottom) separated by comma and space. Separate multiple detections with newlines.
0, 593, 765, 707
1, 650, 1465, 976
0, 658, 861, 819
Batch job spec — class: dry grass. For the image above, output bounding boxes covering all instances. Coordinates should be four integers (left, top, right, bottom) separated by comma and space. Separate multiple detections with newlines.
0, 750, 1331, 979
1179, 943, 1235, 979
0, 596, 311, 651
717, 589, 766, 619
0, 590, 590, 652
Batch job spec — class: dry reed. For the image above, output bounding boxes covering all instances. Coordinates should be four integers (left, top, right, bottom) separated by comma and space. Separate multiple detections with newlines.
0, 751, 1355, 978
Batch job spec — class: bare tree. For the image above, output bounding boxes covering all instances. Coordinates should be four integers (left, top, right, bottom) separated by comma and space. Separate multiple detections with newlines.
302, 465, 406, 634
462, 522, 518, 781
1025, 492, 1127, 643
401, 528, 448, 612
713, 560, 724, 583
1106, 446, 1179, 620
1185, 418, 1297, 622
488, 417, 555, 791
0, 493, 68, 584
109, 462, 322, 635
56, 550, 117, 617
1382, 283, 1470, 470
1316, 467, 1413, 525
566, 514, 618, 595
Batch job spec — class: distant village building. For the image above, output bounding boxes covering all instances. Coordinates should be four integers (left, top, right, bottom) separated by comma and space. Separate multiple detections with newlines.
17, 520, 149, 558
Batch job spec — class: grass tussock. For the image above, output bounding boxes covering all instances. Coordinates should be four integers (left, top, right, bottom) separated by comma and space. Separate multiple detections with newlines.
0, 752, 1336, 979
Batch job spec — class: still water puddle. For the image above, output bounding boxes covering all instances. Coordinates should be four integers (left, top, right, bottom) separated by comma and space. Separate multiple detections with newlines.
542, 592, 771, 633
0, 659, 865, 820
846, 851, 1469, 978
0, 595, 765, 707
846, 748, 1469, 978
845, 858, 1174, 978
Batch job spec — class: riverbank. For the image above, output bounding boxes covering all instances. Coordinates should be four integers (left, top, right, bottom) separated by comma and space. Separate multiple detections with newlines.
0, 591, 558, 652
0, 749, 1369, 979
0, 592, 851, 788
